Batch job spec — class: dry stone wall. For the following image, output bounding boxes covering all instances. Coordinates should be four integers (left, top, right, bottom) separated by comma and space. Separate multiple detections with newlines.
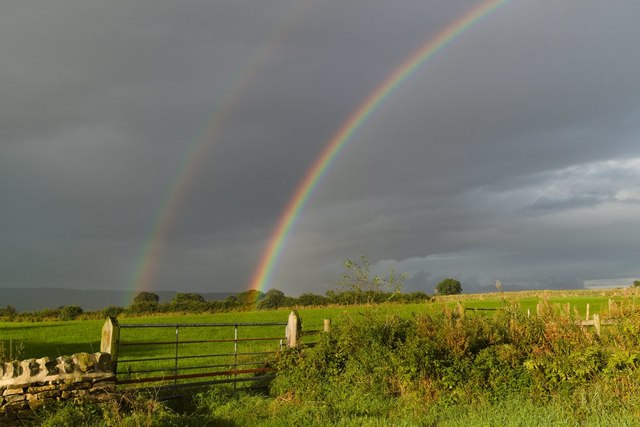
0, 352, 116, 415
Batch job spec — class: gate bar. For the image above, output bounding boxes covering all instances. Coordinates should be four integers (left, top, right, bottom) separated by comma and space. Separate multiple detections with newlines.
119, 322, 287, 328
116, 367, 272, 385
118, 350, 277, 364
121, 336, 284, 346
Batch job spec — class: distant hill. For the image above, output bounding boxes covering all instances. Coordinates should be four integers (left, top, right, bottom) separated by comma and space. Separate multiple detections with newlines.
0, 288, 237, 312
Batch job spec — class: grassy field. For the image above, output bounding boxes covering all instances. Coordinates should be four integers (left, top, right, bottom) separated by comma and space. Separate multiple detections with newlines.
1, 288, 636, 361
0, 288, 636, 388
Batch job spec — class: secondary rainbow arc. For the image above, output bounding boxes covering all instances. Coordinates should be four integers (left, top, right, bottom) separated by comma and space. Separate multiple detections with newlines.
126, 0, 309, 304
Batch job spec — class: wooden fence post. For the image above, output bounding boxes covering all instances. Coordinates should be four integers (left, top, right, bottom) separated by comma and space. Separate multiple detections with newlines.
101, 317, 120, 371
536, 302, 542, 316
323, 319, 331, 333
585, 304, 590, 321
286, 311, 301, 348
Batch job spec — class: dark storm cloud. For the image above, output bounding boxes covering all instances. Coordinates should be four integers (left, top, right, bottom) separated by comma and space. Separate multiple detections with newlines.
2, 0, 640, 293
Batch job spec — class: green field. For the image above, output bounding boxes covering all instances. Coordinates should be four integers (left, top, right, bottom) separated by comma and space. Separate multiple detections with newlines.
1, 289, 634, 361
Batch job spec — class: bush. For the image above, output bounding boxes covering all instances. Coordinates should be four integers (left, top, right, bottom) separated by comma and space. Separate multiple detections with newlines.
102, 306, 125, 318
0, 305, 17, 320
236, 290, 265, 309
169, 293, 209, 312
58, 305, 83, 321
297, 293, 329, 306
273, 302, 639, 413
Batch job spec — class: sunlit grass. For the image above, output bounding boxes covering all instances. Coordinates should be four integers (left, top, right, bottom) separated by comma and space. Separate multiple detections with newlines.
1, 288, 638, 361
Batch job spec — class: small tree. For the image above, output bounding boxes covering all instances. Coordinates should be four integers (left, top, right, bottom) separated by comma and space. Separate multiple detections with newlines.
173, 293, 205, 304
130, 291, 160, 313
236, 290, 264, 308
436, 278, 462, 295
223, 295, 239, 310
133, 291, 160, 305
258, 289, 286, 309
337, 256, 406, 304
171, 293, 207, 312
633, 280, 640, 288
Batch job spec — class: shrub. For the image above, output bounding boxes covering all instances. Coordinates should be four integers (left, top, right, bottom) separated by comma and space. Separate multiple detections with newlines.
235, 290, 265, 309
169, 293, 209, 312
58, 305, 84, 321
297, 293, 329, 306
0, 305, 17, 320
102, 305, 125, 318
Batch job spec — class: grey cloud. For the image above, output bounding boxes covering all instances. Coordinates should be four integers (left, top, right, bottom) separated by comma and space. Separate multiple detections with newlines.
528, 193, 614, 212
2, 1, 640, 294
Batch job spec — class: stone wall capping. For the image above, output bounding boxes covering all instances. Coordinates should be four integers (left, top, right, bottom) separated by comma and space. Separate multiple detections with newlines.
0, 352, 118, 413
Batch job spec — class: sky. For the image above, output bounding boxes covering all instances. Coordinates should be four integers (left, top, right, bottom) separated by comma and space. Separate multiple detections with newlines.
2, 0, 640, 296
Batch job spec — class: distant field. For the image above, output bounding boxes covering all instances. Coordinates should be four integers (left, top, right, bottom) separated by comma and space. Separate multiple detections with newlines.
1, 288, 637, 361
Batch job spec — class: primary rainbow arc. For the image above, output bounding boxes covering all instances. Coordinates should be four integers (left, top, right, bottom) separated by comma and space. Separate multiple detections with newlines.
248, 0, 512, 294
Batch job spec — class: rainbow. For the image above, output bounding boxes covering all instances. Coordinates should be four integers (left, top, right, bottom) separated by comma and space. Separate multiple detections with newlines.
248, 0, 512, 294
126, 0, 309, 305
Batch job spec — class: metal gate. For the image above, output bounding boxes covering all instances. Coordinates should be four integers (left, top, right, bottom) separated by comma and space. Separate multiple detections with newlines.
99, 311, 325, 391
107, 320, 287, 391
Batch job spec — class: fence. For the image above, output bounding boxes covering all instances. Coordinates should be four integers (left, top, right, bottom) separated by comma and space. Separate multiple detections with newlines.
100, 311, 328, 391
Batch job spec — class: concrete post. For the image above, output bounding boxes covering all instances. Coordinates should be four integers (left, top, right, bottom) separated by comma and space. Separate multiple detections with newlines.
593, 314, 601, 337
100, 317, 120, 371
323, 318, 331, 333
585, 303, 590, 322
286, 311, 301, 348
